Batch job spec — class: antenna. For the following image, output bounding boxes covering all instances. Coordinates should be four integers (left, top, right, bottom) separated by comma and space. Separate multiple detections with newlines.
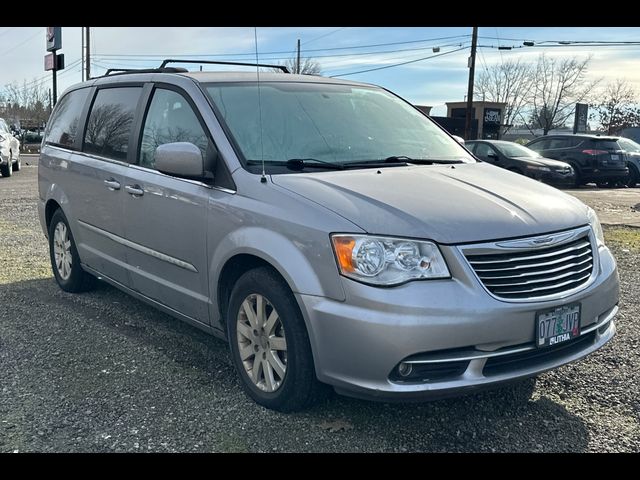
254, 27, 267, 183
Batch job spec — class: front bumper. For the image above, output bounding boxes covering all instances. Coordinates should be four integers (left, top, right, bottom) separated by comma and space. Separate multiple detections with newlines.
298, 244, 619, 400
534, 170, 576, 187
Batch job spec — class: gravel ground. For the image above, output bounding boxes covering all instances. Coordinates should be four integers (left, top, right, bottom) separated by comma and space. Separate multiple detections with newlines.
1, 160, 639, 452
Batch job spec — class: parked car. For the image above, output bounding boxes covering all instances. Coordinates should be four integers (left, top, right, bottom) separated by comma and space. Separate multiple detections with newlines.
0, 118, 21, 177
466, 139, 575, 187
38, 63, 619, 412
613, 136, 640, 187
525, 134, 628, 187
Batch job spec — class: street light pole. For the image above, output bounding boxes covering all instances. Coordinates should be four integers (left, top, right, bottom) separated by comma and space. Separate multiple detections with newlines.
464, 26, 478, 140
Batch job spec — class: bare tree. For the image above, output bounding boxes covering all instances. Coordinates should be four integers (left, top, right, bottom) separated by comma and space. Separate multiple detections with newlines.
591, 79, 640, 135
529, 54, 600, 135
474, 59, 533, 135
270, 56, 321, 75
1, 79, 50, 129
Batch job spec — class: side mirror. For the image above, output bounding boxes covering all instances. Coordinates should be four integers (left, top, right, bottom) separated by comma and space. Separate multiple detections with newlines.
155, 142, 205, 179
452, 135, 465, 145
487, 153, 498, 160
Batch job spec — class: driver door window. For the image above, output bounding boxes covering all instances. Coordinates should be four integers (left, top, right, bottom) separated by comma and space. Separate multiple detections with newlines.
474, 143, 497, 162
139, 88, 208, 170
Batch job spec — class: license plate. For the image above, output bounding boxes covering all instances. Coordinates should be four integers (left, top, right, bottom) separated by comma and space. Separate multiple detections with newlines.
535, 304, 581, 348
610, 154, 619, 162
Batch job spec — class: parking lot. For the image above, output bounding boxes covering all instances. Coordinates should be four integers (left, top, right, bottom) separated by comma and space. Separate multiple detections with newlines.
1, 156, 639, 452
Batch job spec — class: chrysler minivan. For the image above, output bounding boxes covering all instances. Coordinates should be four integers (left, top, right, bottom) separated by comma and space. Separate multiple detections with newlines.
38, 62, 619, 411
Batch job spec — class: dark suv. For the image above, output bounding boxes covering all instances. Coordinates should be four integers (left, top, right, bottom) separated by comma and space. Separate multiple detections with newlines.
526, 134, 628, 186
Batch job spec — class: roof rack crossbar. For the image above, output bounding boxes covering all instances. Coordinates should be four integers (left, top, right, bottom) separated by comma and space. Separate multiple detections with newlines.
159, 59, 290, 73
101, 67, 189, 77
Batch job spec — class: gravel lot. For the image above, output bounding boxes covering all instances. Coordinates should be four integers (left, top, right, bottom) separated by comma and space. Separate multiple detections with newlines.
1, 158, 639, 452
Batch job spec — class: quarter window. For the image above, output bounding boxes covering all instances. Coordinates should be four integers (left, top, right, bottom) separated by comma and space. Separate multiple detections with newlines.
83, 87, 142, 162
44, 88, 90, 149
139, 88, 208, 170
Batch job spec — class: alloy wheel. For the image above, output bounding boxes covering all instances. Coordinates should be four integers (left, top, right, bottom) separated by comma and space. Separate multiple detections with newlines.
236, 293, 288, 392
53, 221, 72, 280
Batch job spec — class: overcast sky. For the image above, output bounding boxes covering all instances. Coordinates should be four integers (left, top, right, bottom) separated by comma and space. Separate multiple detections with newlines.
2, 26, 640, 116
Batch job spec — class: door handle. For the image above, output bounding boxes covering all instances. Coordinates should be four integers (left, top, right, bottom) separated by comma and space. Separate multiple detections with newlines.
104, 179, 121, 191
125, 185, 144, 197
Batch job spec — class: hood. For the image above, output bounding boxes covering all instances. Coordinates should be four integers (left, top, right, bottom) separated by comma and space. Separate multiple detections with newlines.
512, 156, 572, 168
271, 163, 589, 244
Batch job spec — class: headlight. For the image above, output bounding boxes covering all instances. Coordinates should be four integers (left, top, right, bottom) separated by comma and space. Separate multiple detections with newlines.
587, 207, 605, 247
526, 165, 551, 172
331, 234, 450, 286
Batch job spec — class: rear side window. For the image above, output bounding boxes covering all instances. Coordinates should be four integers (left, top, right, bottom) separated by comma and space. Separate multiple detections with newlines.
44, 88, 90, 149
527, 138, 550, 151
548, 138, 571, 149
83, 87, 143, 162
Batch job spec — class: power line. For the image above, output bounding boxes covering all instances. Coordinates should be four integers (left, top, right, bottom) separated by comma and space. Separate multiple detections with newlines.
94, 41, 469, 66
94, 34, 472, 59
301, 27, 347, 46
0, 28, 42, 58
329, 46, 468, 77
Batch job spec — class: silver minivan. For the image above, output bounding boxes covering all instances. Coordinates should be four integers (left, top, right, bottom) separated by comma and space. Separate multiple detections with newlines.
38, 62, 619, 411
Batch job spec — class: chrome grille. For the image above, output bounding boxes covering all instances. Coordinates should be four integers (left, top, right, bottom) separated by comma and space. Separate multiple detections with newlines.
464, 232, 594, 300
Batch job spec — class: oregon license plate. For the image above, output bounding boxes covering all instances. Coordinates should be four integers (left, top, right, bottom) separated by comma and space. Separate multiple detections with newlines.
535, 304, 581, 348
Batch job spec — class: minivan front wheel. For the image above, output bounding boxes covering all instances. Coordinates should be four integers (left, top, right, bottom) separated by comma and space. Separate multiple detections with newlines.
48, 209, 95, 292
227, 267, 327, 412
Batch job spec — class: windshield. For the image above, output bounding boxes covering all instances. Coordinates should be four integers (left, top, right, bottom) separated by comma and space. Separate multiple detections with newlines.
494, 142, 541, 158
204, 82, 475, 170
617, 137, 640, 153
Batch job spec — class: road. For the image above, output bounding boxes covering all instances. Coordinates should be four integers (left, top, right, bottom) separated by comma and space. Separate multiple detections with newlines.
1, 156, 639, 452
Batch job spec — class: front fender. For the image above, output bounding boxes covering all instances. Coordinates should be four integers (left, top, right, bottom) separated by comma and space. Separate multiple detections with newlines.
209, 225, 346, 308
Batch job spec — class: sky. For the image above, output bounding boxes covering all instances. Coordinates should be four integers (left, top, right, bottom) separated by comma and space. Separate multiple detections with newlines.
1, 26, 640, 116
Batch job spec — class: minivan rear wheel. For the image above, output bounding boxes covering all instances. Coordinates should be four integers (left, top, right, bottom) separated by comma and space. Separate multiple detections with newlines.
48, 209, 95, 293
227, 267, 328, 412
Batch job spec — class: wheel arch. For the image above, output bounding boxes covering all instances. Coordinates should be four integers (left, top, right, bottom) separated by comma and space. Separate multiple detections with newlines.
210, 227, 346, 332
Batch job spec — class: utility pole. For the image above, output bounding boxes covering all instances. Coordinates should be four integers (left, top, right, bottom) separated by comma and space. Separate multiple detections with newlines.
81, 27, 85, 82
48, 88, 52, 114
85, 27, 91, 81
52, 69, 57, 105
464, 26, 478, 140
296, 38, 301, 74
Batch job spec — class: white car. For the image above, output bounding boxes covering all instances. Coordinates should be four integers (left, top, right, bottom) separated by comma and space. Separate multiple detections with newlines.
0, 118, 21, 177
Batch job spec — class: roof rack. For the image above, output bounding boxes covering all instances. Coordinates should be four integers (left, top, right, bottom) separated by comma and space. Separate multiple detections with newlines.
159, 59, 290, 73
101, 67, 189, 77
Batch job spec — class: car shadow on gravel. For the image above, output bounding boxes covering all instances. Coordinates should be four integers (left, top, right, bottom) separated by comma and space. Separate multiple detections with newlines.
1, 277, 590, 452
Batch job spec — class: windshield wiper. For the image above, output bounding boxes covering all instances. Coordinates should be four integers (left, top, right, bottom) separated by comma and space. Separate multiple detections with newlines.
342, 156, 464, 169
246, 158, 344, 170
385, 156, 465, 165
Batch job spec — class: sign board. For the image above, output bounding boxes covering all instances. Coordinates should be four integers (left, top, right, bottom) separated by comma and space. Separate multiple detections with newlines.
574, 103, 588, 134
44, 53, 55, 71
46, 27, 61, 52
483, 108, 502, 125
44, 53, 64, 71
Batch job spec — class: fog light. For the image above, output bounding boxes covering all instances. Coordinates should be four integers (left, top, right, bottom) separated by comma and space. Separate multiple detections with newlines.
398, 362, 413, 377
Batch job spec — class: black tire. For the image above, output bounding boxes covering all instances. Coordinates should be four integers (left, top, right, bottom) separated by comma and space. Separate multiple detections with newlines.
227, 267, 328, 412
48, 209, 95, 293
11, 151, 20, 172
0, 157, 12, 177
568, 163, 581, 188
627, 165, 639, 188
